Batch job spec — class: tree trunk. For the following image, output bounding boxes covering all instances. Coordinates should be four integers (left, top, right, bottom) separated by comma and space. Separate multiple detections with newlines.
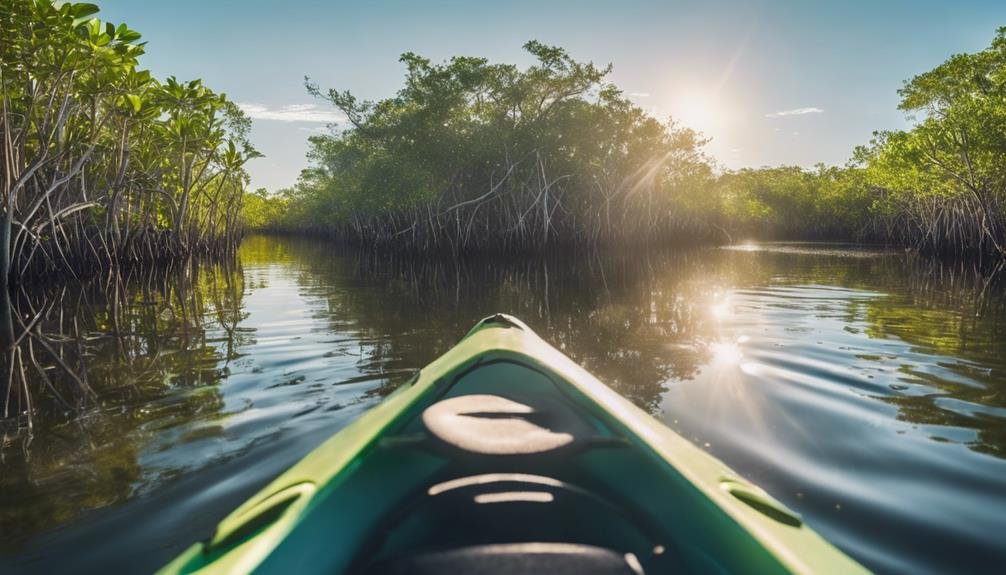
1, 205, 12, 289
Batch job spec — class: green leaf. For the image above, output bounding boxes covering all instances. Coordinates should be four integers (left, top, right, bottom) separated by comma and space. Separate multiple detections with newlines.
70, 3, 100, 19
126, 94, 142, 113
119, 30, 142, 43
78, 16, 100, 32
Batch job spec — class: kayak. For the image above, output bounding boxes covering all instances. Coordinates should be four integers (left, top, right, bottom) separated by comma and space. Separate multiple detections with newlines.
159, 314, 866, 574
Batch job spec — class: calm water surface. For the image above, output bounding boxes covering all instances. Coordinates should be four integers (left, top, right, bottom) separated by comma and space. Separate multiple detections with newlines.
2, 236, 1006, 574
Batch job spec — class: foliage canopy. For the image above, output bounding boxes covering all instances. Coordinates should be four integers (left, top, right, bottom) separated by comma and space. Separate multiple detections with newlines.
0, 0, 257, 289
261, 42, 715, 249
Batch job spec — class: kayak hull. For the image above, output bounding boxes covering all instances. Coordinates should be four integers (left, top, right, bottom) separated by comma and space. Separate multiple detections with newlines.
160, 314, 866, 574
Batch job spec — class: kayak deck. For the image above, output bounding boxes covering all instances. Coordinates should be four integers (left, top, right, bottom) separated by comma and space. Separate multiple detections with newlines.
160, 315, 866, 574
353, 358, 678, 573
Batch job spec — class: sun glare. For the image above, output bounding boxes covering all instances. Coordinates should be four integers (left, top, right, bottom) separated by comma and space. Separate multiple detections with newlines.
669, 88, 727, 136
710, 340, 743, 364
710, 294, 732, 319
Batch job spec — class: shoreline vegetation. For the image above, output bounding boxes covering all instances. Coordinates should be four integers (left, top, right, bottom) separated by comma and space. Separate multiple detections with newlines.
245, 30, 1006, 260
1, 0, 258, 293
3, 0, 1006, 288
1, 0, 255, 422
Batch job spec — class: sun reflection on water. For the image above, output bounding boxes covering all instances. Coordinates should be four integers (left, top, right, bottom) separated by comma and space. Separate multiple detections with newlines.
710, 340, 743, 364
710, 293, 732, 319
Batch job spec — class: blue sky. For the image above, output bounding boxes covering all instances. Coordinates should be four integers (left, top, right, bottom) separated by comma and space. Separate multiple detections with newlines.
96, 0, 1006, 191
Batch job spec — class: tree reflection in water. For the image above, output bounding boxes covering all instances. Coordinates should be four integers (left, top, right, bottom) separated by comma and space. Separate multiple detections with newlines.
0, 237, 1004, 574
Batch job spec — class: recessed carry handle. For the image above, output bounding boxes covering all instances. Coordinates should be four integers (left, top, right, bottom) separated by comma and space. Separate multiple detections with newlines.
208, 483, 316, 552
720, 479, 803, 527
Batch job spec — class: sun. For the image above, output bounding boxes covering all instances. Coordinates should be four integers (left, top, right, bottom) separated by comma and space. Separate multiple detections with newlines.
668, 88, 727, 136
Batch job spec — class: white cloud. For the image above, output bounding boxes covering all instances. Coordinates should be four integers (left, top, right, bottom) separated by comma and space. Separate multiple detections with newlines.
238, 102, 346, 123
629, 92, 650, 98
764, 107, 823, 118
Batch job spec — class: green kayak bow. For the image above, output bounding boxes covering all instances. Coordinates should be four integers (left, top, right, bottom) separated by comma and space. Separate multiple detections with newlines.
160, 314, 866, 575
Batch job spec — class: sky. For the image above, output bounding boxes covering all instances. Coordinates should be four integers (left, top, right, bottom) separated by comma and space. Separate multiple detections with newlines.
96, 0, 1006, 192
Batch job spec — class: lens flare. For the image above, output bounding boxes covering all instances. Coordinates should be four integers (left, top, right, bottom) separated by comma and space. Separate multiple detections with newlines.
711, 294, 732, 319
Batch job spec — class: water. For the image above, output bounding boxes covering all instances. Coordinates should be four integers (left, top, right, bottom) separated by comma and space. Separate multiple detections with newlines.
2, 236, 1005, 574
